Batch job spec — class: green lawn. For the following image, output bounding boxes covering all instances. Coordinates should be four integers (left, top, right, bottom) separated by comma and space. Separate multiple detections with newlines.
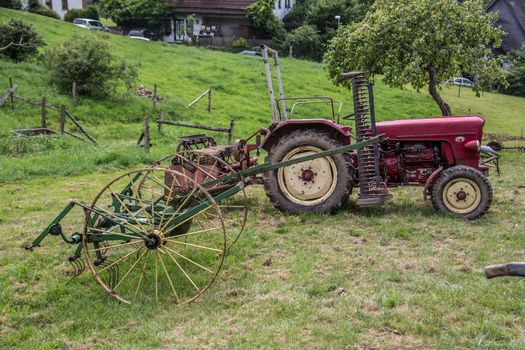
1, 9, 525, 349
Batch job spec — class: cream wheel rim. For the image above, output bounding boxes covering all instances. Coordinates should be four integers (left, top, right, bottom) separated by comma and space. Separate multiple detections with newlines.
442, 178, 481, 214
277, 146, 338, 206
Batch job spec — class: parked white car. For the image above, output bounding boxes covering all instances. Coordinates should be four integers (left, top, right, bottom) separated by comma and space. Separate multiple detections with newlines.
73, 18, 110, 32
450, 77, 475, 88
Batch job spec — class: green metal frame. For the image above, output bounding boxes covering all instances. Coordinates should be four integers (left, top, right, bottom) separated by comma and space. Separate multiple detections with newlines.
26, 135, 384, 259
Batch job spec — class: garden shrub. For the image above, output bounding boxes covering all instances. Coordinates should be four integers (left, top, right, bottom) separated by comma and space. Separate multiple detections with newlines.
0, 19, 45, 62
31, 5, 60, 19
64, 5, 100, 22
44, 34, 138, 97
230, 38, 250, 51
0, 0, 22, 10
283, 25, 323, 61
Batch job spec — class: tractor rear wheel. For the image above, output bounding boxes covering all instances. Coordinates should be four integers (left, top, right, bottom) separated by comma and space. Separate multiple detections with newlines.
431, 165, 492, 220
262, 129, 354, 214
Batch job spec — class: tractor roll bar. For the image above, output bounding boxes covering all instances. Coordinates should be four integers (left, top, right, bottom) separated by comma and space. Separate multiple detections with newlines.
262, 45, 287, 122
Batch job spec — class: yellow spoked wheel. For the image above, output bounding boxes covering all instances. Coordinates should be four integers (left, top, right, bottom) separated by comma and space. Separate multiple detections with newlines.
277, 146, 338, 206
83, 168, 226, 304
153, 150, 248, 249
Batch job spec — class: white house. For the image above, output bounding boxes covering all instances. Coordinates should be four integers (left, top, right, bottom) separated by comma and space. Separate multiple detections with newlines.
26, 0, 87, 19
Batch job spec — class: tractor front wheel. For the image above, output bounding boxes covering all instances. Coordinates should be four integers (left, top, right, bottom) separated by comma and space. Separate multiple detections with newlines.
431, 165, 493, 220
263, 129, 354, 214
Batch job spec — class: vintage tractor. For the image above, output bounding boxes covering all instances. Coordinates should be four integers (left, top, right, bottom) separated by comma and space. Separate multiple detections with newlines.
258, 46, 496, 220
25, 46, 498, 304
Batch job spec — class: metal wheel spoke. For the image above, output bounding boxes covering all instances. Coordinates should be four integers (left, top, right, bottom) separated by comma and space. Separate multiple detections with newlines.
113, 249, 148, 291
160, 247, 200, 291
127, 174, 155, 229
87, 240, 142, 253
162, 245, 214, 274
87, 227, 143, 241
134, 251, 150, 299
109, 187, 149, 234
97, 246, 143, 273
160, 186, 200, 232
157, 250, 180, 303
164, 238, 223, 252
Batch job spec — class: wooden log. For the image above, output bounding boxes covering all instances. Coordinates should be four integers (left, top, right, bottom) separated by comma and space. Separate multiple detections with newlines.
160, 119, 230, 133
207, 86, 212, 112
41, 97, 47, 128
60, 105, 66, 133
72, 81, 77, 106
158, 109, 164, 134
228, 119, 235, 145
64, 109, 97, 145
144, 116, 150, 152
9, 77, 14, 108
187, 88, 211, 109
153, 84, 157, 111
0, 84, 17, 107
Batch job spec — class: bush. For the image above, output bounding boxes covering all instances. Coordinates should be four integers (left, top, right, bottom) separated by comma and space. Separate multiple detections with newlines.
44, 35, 138, 97
230, 38, 250, 51
246, 0, 285, 39
283, 25, 323, 61
64, 5, 100, 22
30, 5, 60, 19
0, 19, 45, 62
0, 0, 22, 10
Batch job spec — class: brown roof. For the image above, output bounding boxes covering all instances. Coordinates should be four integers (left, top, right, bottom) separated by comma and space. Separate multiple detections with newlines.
170, 0, 257, 16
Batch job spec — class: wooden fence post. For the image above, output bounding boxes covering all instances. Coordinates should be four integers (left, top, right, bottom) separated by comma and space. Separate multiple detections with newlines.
41, 96, 47, 128
152, 84, 157, 111
289, 45, 293, 58
228, 119, 235, 145
72, 81, 77, 106
60, 105, 66, 133
144, 116, 150, 152
158, 109, 164, 134
207, 86, 212, 112
9, 77, 14, 109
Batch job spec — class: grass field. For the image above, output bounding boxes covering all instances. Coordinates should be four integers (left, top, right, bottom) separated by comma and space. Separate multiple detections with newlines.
1, 9, 525, 349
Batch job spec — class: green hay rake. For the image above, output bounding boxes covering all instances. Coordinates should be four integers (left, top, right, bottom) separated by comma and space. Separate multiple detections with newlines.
26, 136, 383, 304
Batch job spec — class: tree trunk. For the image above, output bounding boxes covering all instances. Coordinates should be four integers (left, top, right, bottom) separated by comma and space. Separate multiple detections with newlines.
427, 66, 452, 116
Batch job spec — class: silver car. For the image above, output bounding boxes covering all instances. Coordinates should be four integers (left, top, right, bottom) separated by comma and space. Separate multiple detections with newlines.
73, 18, 110, 32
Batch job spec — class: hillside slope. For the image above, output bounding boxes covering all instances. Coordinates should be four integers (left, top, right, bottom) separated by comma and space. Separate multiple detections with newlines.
0, 8, 523, 183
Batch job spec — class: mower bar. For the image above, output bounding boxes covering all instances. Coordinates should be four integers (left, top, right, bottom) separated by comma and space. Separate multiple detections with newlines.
202, 134, 386, 188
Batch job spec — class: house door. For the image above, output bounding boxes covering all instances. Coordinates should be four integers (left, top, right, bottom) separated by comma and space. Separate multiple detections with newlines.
175, 19, 185, 41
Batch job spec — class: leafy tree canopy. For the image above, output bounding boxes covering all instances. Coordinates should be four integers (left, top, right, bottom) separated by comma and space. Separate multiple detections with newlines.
247, 0, 285, 39
0, 19, 45, 62
325, 0, 506, 116
99, 0, 168, 31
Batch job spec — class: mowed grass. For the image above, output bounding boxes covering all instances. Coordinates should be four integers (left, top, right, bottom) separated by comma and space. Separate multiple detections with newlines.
1, 8, 525, 349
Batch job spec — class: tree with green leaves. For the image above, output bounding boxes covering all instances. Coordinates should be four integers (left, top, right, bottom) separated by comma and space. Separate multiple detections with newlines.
0, 19, 45, 62
325, 0, 506, 116
99, 0, 168, 31
247, 0, 285, 39
500, 45, 525, 97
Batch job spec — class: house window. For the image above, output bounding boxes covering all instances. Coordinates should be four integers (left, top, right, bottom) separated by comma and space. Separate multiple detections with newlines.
62, 0, 68, 10
278, 0, 281, 9
45, 0, 52, 8
285, 0, 290, 8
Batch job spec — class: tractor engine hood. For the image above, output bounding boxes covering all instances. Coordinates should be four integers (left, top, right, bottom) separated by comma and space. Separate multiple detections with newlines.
376, 116, 484, 142
376, 116, 485, 168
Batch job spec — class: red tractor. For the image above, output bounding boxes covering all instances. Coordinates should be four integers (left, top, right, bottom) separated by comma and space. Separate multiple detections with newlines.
257, 47, 496, 220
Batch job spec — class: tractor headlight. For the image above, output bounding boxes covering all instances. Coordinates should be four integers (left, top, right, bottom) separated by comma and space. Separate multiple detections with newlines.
465, 140, 481, 152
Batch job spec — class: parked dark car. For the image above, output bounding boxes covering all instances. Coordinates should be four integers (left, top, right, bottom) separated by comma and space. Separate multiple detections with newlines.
128, 29, 159, 41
